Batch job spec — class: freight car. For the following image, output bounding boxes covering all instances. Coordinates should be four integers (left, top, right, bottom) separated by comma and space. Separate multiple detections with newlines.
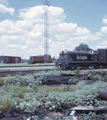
55, 49, 107, 69
30, 55, 52, 64
0, 56, 21, 64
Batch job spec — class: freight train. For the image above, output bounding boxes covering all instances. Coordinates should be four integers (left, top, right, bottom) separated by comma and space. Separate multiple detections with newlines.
55, 49, 107, 69
30, 55, 52, 64
0, 56, 21, 64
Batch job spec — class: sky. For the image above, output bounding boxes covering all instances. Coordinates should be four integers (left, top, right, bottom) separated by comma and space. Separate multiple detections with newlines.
0, 0, 107, 59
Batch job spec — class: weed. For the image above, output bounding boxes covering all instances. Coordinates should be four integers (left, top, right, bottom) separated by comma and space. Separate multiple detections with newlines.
102, 75, 107, 81
69, 77, 79, 83
13, 87, 31, 98
1, 69, 107, 116
0, 78, 5, 86
105, 71, 107, 75
38, 85, 69, 93
79, 112, 96, 120
87, 66, 95, 80
74, 67, 80, 76
0, 98, 12, 112
93, 75, 102, 81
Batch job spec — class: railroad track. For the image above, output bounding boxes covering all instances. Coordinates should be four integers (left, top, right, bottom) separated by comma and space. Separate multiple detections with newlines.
0, 64, 55, 68
0, 65, 55, 77
0, 66, 106, 77
0, 69, 55, 77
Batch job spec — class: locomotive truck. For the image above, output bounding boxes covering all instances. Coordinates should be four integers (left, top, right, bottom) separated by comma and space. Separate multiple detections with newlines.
55, 49, 107, 69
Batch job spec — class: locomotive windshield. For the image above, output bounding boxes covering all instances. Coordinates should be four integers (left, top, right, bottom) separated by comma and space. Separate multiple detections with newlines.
93, 50, 98, 54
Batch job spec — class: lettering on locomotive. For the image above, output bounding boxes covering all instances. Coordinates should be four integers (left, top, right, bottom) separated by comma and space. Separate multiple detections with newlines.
77, 55, 87, 60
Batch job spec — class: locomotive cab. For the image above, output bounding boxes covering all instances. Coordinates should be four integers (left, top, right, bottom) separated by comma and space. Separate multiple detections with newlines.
91, 50, 98, 61
58, 51, 67, 68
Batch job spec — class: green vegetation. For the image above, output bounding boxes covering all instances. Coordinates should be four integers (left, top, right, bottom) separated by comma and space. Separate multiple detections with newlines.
93, 74, 102, 81
38, 85, 72, 93
78, 112, 96, 120
74, 43, 89, 52
0, 69, 107, 119
0, 77, 5, 86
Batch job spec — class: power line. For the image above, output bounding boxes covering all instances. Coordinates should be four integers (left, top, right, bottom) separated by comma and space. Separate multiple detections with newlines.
64, 7, 102, 22
64, 14, 102, 31
61, 0, 104, 15
64, 10, 102, 27
9, 3, 41, 7
8, 0, 41, 8
59, 0, 104, 30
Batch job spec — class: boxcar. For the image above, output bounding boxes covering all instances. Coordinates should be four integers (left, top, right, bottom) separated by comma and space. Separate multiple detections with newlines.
0, 56, 21, 64
98, 49, 107, 67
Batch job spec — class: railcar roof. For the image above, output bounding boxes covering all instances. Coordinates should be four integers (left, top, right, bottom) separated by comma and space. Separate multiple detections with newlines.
65, 51, 91, 54
0, 55, 21, 58
30, 55, 51, 57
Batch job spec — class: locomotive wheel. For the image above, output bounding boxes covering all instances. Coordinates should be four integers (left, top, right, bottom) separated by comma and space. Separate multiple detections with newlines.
104, 65, 107, 68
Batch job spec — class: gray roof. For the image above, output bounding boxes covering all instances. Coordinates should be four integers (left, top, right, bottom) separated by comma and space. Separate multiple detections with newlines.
64, 51, 91, 54
30, 55, 51, 58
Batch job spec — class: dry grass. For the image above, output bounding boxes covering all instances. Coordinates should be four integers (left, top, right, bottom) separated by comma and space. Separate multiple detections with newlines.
38, 85, 75, 93
13, 87, 31, 98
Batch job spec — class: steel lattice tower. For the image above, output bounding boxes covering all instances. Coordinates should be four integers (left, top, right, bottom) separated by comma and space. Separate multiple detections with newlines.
43, 0, 50, 63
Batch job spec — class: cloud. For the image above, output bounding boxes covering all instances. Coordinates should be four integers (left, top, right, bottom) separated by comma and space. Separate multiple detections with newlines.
94, 40, 107, 50
50, 23, 91, 43
0, 4, 15, 15
99, 40, 107, 45
96, 45, 107, 49
100, 27, 107, 34
49, 6, 66, 24
55, 27, 99, 42
0, 5, 102, 59
50, 23, 77, 35
15, 20, 33, 30
95, 32, 103, 36
102, 18, 107, 25
0, 0, 8, 5
9, 44, 19, 48
19, 6, 66, 24
75, 27, 90, 36
100, 18, 107, 35
0, 20, 29, 36
19, 6, 44, 21
27, 32, 42, 40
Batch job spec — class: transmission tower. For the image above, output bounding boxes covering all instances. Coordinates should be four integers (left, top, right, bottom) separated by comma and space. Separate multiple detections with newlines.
43, 0, 50, 63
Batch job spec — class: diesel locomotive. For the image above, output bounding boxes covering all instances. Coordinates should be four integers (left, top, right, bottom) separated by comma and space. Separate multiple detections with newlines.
55, 49, 107, 69
30, 55, 52, 64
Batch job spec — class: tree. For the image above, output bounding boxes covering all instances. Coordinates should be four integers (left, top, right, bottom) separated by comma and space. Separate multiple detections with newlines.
74, 43, 91, 52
